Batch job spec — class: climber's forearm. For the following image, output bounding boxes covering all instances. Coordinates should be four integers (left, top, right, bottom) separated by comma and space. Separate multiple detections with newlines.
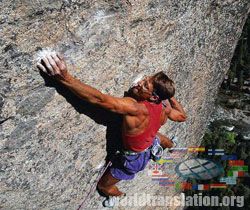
169, 97, 186, 117
61, 74, 105, 104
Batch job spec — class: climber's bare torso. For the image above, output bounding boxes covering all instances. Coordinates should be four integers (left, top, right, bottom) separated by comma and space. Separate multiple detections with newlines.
122, 99, 172, 136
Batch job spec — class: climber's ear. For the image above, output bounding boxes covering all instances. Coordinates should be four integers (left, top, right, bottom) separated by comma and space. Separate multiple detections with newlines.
149, 92, 160, 102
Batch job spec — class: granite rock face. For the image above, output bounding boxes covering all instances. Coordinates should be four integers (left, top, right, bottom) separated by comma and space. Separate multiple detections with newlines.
0, 0, 249, 209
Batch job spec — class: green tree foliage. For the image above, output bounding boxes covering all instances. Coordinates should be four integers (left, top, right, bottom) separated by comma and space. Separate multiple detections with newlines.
225, 132, 236, 144
184, 15, 250, 210
227, 16, 250, 91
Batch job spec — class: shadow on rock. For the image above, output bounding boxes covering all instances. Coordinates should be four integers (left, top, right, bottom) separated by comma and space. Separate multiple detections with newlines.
40, 71, 123, 162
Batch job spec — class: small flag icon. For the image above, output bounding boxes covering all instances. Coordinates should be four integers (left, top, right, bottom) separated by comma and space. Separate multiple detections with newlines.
152, 174, 176, 179
208, 149, 224, 155
227, 170, 245, 177
233, 171, 245, 177
230, 166, 248, 172
229, 160, 245, 166
152, 178, 169, 181
188, 147, 205, 152
198, 184, 210, 190
169, 148, 188, 153
181, 182, 192, 190
192, 184, 210, 190
159, 180, 175, 186
221, 155, 237, 160
156, 157, 173, 165
175, 182, 181, 190
148, 163, 164, 176
210, 183, 227, 189
220, 177, 236, 185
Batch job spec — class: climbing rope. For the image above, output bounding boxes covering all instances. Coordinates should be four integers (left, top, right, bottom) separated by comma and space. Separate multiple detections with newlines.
76, 160, 112, 210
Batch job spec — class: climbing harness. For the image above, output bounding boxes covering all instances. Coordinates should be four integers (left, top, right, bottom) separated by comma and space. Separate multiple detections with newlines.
122, 137, 164, 161
150, 140, 164, 161
122, 147, 149, 156
76, 160, 112, 210
150, 136, 179, 161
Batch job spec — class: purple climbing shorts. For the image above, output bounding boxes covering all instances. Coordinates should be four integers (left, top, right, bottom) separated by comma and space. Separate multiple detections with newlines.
110, 137, 160, 180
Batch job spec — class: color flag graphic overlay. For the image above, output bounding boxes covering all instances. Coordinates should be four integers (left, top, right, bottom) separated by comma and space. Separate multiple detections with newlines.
197, 184, 210, 190
175, 182, 181, 191
208, 149, 224, 155
228, 160, 245, 166
221, 154, 237, 160
188, 147, 205, 152
210, 183, 227, 189
152, 174, 176, 179
168, 148, 188, 153
227, 170, 245, 177
233, 171, 245, 177
156, 157, 173, 165
159, 180, 175, 186
230, 166, 248, 171
192, 184, 210, 190
159, 183, 175, 186
148, 163, 164, 176
181, 182, 192, 190
220, 177, 237, 185
152, 176, 170, 181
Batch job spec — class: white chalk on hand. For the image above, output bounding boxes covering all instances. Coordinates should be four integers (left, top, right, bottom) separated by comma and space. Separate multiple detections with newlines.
35, 48, 57, 64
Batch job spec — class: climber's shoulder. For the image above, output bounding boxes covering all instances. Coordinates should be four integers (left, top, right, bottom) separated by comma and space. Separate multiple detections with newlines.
95, 94, 147, 116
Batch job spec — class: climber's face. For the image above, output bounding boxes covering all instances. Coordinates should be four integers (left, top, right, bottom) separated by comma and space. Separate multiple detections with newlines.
128, 75, 155, 101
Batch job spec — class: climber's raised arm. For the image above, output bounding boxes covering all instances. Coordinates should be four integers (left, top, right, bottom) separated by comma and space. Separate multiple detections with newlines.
167, 97, 187, 122
37, 54, 143, 115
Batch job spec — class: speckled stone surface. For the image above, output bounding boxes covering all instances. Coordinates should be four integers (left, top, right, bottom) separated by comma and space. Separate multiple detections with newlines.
0, 0, 249, 209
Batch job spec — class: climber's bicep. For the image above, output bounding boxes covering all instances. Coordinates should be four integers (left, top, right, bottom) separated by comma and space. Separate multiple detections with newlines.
94, 95, 141, 115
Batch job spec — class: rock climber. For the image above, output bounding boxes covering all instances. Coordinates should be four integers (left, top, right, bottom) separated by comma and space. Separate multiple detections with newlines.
37, 53, 187, 207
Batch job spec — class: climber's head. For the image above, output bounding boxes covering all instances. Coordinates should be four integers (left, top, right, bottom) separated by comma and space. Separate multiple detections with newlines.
152, 71, 175, 101
127, 71, 175, 103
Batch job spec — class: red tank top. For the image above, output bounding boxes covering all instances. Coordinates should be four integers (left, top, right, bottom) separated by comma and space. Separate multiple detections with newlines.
122, 101, 163, 152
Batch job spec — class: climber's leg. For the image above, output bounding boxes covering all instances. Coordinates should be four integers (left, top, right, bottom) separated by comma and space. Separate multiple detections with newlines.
97, 169, 125, 197
157, 132, 174, 149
